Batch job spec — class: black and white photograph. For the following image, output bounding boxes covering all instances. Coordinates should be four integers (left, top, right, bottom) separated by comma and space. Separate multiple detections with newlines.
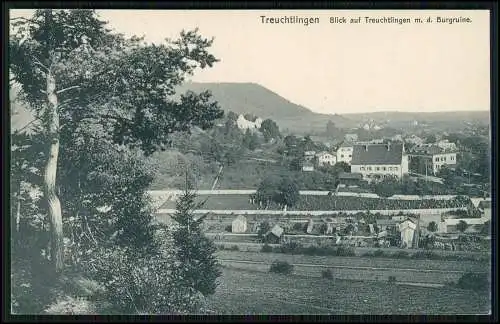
7, 7, 493, 316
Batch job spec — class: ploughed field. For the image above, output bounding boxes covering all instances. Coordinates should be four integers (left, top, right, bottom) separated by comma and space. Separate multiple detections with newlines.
215, 250, 490, 285
206, 267, 491, 315
158, 194, 471, 211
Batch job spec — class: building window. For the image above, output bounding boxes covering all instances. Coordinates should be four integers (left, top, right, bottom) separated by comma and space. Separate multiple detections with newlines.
348, 154, 352, 158
367, 166, 372, 171
340, 154, 344, 158
382, 167, 387, 171
451, 156, 454, 160
375, 167, 380, 171
434, 157, 439, 162
394, 167, 399, 172
360, 167, 365, 171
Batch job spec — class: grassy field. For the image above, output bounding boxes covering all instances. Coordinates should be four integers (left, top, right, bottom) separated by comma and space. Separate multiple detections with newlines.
159, 195, 254, 210
206, 267, 491, 314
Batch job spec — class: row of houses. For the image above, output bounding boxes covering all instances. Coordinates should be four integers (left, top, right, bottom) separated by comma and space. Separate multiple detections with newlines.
302, 142, 410, 180
407, 143, 457, 175
302, 139, 458, 178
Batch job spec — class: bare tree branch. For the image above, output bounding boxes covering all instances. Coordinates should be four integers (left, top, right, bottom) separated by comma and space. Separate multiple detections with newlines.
10, 17, 36, 22
56, 85, 80, 94
33, 59, 50, 73
13, 117, 42, 134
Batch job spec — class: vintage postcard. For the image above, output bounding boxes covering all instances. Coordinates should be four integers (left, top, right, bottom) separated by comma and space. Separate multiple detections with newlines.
9, 8, 492, 316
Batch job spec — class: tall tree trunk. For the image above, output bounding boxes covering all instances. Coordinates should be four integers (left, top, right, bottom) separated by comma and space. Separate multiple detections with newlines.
44, 71, 64, 273
16, 186, 21, 233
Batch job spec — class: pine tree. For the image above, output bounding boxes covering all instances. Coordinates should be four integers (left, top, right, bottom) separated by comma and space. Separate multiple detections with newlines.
171, 177, 221, 296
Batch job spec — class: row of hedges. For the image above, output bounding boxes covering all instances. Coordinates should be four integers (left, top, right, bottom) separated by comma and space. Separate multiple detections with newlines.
291, 196, 473, 211
361, 249, 490, 263
251, 195, 472, 211
262, 242, 356, 257
261, 242, 489, 263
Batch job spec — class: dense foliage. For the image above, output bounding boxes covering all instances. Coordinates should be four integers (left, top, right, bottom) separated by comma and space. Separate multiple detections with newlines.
10, 9, 223, 314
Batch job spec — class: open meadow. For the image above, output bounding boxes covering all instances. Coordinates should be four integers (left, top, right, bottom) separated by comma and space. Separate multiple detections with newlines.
206, 267, 491, 315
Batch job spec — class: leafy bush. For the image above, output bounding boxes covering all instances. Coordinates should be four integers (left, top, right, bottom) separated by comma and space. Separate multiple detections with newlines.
321, 269, 334, 280
280, 241, 302, 254
373, 249, 385, 257
261, 244, 273, 253
411, 251, 439, 260
293, 222, 304, 232
456, 272, 489, 291
391, 251, 410, 259
43, 296, 96, 315
269, 261, 294, 275
335, 246, 356, 257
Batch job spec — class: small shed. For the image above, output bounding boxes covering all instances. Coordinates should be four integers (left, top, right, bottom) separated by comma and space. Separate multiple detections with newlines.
271, 224, 284, 237
399, 218, 417, 249
376, 219, 397, 231
306, 219, 314, 234
478, 200, 491, 220
322, 218, 336, 234
266, 224, 284, 244
338, 172, 363, 186
231, 215, 248, 233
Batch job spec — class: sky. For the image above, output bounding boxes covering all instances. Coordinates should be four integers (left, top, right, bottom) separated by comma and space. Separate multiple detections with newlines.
10, 9, 490, 114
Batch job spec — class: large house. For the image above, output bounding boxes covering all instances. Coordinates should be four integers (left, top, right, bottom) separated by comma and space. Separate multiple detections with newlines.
316, 151, 336, 167
350, 142, 409, 180
405, 135, 425, 146
236, 114, 263, 130
336, 142, 354, 164
436, 139, 457, 151
302, 151, 316, 171
409, 145, 457, 175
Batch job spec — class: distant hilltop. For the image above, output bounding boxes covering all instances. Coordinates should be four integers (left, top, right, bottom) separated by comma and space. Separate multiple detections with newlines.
175, 82, 356, 134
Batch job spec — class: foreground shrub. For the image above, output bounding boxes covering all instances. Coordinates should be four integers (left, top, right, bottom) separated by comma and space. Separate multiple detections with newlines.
269, 261, 294, 275
261, 244, 273, 253
456, 272, 489, 291
322, 269, 334, 280
83, 246, 205, 314
43, 296, 96, 315
373, 249, 385, 257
